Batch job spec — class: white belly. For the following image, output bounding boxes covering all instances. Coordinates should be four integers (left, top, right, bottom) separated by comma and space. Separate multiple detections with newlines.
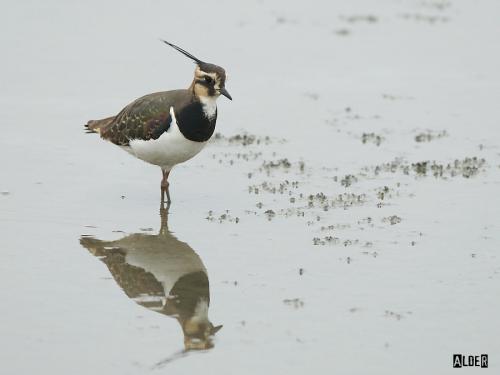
124, 245, 206, 298
127, 107, 208, 170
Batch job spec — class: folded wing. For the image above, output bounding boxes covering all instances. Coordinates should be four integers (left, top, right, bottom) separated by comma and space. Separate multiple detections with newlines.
86, 90, 190, 146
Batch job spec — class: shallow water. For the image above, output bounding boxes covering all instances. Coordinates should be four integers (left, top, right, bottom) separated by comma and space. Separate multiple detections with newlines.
1, 0, 500, 374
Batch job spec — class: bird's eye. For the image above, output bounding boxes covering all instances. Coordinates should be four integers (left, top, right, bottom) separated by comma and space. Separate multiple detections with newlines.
204, 76, 213, 84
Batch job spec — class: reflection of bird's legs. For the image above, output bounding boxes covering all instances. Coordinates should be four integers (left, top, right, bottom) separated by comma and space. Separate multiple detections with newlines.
161, 169, 171, 204
159, 196, 170, 235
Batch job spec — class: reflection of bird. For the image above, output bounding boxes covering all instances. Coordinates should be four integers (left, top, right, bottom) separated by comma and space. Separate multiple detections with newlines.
85, 40, 232, 203
80, 205, 222, 351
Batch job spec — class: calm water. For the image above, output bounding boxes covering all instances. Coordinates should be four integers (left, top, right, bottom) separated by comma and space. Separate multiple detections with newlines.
1, 1, 500, 374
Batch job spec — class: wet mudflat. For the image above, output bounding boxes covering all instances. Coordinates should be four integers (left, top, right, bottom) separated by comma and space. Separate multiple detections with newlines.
1, 1, 500, 374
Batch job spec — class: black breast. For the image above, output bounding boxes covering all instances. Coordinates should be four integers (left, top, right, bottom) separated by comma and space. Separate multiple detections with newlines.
175, 101, 217, 142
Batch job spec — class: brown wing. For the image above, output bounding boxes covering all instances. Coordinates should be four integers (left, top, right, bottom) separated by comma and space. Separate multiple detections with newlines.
79, 236, 165, 300
86, 90, 190, 146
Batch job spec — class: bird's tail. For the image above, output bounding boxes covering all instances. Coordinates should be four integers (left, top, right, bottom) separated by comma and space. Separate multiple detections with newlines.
80, 236, 112, 256
84, 116, 115, 134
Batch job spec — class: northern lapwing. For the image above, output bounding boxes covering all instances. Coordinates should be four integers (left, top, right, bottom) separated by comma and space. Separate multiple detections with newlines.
86, 40, 232, 203
80, 204, 222, 351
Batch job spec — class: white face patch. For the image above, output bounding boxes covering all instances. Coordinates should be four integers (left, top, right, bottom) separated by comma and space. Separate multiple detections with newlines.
192, 299, 209, 323
194, 66, 222, 96
195, 66, 216, 79
199, 96, 217, 119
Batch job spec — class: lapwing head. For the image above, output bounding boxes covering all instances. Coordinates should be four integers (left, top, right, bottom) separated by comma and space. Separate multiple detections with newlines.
180, 297, 223, 350
161, 39, 232, 101
183, 320, 223, 350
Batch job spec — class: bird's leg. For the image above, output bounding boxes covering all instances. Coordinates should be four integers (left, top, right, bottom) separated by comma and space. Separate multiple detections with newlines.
161, 169, 171, 204
159, 199, 170, 235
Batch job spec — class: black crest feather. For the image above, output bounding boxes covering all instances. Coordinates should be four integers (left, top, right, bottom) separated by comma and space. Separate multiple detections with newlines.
160, 39, 204, 64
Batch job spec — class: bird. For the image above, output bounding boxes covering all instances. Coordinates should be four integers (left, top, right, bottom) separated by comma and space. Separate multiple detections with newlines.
85, 40, 232, 203
80, 203, 222, 351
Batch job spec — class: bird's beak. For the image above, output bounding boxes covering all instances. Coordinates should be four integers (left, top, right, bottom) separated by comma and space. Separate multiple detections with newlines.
220, 87, 232, 101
